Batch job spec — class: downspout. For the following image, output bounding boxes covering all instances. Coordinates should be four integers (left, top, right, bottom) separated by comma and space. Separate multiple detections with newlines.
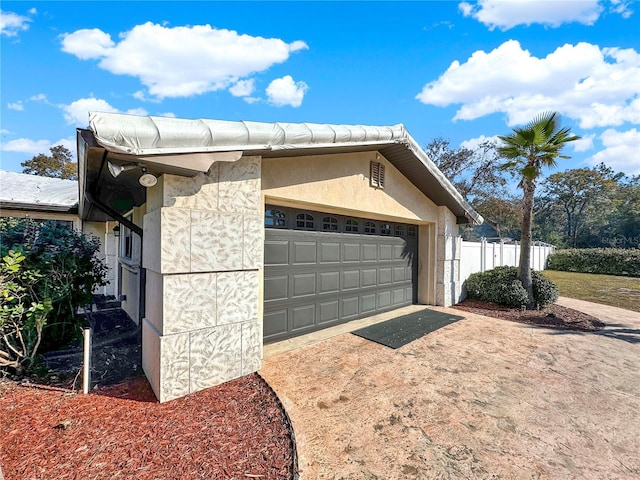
89, 150, 146, 323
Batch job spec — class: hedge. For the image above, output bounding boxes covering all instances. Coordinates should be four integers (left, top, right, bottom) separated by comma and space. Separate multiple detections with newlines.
547, 248, 640, 277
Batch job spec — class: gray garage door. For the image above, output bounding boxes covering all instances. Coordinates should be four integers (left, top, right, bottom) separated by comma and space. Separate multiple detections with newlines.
264, 205, 418, 343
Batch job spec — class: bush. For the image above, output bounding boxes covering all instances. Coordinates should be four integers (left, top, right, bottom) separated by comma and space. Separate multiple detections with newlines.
1, 250, 52, 374
547, 248, 640, 277
0, 218, 107, 360
465, 266, 558, 309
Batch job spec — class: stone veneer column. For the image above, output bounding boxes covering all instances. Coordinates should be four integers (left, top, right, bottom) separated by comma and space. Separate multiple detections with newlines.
435, 206, 462, 307
141, 157, 263, 402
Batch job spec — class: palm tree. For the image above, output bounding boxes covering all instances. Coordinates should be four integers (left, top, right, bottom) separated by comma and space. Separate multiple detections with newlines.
497, 111, 580, 308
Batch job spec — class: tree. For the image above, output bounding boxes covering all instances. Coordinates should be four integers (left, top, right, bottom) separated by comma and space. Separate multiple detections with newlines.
540, 164, 622, 247
497, 111, 580, 308
21, 145, 77, 180
426, 137, 507, 202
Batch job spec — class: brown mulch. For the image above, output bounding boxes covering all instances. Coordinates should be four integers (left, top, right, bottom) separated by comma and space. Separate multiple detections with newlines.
0, 373, 295, 480
451, 299, 606, 332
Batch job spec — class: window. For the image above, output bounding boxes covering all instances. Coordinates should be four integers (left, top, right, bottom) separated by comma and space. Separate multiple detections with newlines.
394, 225, 405, 237
345, 219, 359, 233
296, 213, 314, 229
364, 221, 376, 234
370, 161, 385, 189
322, 216, 338, 231
380, 223, 392, 235
265, 208, 286, 227
120, 215, 134, 259
408, 226, 417, 238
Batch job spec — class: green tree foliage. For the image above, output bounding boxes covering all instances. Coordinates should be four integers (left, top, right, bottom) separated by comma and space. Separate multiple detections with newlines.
0, 218, 107, 366
497, 111, 580, 308
534, 167, 639, 249
21, 145, 78, 180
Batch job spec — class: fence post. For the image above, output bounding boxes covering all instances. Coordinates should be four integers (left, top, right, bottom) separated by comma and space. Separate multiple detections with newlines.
480, 237, 486, 272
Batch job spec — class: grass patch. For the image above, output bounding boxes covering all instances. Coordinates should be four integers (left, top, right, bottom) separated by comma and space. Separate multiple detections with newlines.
543, 270, 640, 313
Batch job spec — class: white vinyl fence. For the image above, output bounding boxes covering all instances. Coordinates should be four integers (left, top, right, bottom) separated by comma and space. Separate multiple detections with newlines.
460, 238, 555, 284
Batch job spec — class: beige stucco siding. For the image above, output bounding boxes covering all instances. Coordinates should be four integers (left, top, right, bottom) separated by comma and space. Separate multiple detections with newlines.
262, 151, 439, 224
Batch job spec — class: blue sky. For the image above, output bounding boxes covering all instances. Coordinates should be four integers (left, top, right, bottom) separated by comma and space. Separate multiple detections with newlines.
1, 0, 639, 178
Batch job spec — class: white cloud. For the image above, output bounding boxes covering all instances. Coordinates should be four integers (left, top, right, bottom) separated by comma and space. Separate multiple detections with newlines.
0, 9, 32, 37
61, 97, 148, 126
1, 136, 78, 160
29, 93, 47, 102
572, 133, 596, 152
0, 129, 10, 134
416, 40, 640, 129
266, 75, 309, 107
229, 79, 255, 97
586, 128, 640, 175
61, 22, 308, 100
458, 0, 604, 30
610, 0, 634, 18
460, 134, 500, 151
7, 101, 23, 111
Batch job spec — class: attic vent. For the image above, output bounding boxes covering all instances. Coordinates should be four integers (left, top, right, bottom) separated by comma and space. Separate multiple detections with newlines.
370, 161, 385, 189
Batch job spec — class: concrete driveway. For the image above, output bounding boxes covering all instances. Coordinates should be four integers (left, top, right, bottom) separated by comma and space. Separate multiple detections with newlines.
260, 299, 640, 479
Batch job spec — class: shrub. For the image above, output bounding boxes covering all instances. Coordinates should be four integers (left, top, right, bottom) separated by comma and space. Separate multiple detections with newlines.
465, 266, 558, 309
0, 218, 107, 358
547, 248, 640, 277
0, 250, 52, 374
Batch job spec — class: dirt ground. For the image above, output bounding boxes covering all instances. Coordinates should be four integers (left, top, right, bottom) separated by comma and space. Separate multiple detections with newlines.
261, 301, 640, 479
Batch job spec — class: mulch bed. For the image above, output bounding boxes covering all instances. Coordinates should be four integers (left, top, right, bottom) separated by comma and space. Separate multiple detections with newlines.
451, 299, 606, 332
0, 373, 295, 480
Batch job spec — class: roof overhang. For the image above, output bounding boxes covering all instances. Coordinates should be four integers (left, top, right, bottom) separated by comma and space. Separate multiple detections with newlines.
78, 112, 483, 225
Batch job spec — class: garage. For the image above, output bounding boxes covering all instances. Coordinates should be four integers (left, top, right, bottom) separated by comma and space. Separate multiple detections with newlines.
264, 205, 418, 343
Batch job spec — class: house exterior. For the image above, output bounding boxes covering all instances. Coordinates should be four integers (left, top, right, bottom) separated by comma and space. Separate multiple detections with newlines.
77, 111, 482, 402
0, 170, 118, 297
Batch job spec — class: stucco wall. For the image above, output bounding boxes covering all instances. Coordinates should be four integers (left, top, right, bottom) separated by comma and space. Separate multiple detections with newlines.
142, 157, 263, 402
82, 221, 118, 297
262, 151, 440, 223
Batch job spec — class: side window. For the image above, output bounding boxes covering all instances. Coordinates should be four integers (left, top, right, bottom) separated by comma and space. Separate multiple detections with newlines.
345, 219, 359, 233
363, 221, 377, 235
296, 213, 314, 230
265, 208, 286, 227
322, 216, 338, 231
120, 214, 134, 259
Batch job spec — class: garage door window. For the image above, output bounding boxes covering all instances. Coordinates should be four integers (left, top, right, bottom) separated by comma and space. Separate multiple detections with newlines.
381, 223, 392, 235
265, 208, 286, 227
408, 226, 417, 238
364, 221, 377, 234
345, 219, 359, 233
323, 216, 338, 231
395, 225, 405, 237
296, 213, 315, 229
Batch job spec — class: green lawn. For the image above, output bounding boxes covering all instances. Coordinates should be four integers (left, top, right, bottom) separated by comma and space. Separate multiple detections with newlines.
542, 270, 640, 313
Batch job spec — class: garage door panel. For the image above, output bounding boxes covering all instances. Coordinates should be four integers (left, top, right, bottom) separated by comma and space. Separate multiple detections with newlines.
293, 242, 317, 264
343, 243, 360, 262
342, 270, 360, 290
265, 241, 289, 265
291, 305, 315, 331
379, 244, 393, 261
361, 268, 377, 287
319, 271, 340, 293
362, 244, 377, 261
360, 293, 377, 314
264, 205, 418, 343
292, 273, 316, 297
264, 310, 288, 338
319, 301, 339, 324
379, 267, 392, 284
342, 296, 359, 318
377, 291, 392, 309
264, 275, 289, 301
319, 242, 340, 263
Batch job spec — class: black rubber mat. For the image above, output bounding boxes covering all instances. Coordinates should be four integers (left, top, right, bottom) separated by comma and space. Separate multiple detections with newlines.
351, 308, 465, 349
